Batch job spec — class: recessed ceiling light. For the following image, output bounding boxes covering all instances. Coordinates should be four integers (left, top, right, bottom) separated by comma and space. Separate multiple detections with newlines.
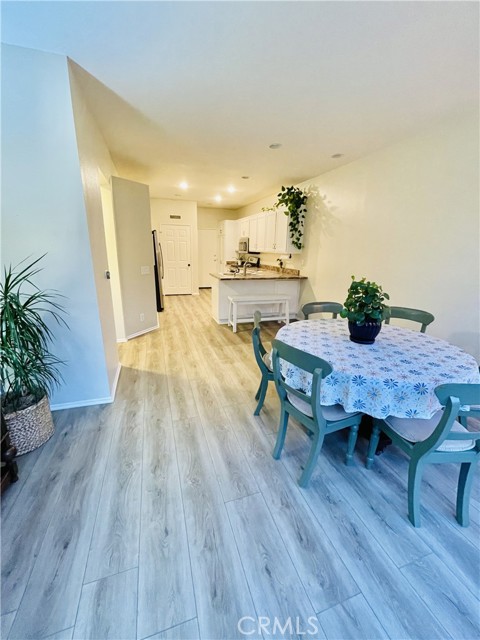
227, 185, 236, 193
331, 153, 344, 159
214, 195, 222, 202
241, 176, 250, 180
179, 181, 189, 190
269, 143, 282, 149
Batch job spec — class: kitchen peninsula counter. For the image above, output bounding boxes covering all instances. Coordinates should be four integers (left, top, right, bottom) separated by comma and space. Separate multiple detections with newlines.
209, 267, 306, 325
210, 271, 307, 281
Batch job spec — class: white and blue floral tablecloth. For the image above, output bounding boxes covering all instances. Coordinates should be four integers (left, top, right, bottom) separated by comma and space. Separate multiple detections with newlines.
276, 320, 480, 419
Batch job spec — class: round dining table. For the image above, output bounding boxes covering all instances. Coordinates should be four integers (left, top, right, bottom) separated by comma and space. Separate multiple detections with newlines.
276, 319, 480, 419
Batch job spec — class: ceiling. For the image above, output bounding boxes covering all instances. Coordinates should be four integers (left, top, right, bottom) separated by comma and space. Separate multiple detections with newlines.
2, 1, 479, 209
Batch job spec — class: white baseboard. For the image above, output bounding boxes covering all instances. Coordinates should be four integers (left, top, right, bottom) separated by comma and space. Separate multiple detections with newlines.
110, 362, 122, 401
51, 395, 114, 411
50, 363, 122, 412
116, 337, 128, 343
126, 323, 159, 340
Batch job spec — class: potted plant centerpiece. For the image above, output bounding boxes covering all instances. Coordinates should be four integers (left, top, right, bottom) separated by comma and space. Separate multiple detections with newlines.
0, 256, 67, 454
340, 276, 390, 344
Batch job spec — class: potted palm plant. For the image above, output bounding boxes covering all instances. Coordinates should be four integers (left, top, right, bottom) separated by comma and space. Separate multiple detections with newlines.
340, 276, 390, 344
0, 256, 67, 454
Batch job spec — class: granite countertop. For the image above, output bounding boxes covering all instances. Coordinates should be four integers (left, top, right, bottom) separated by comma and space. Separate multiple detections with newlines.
210, 266, 307, 281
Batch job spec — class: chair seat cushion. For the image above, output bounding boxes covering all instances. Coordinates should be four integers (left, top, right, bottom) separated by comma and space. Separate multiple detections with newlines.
385, 411, 476, 452
287, 392, 358, 421
262, 352, 273, 371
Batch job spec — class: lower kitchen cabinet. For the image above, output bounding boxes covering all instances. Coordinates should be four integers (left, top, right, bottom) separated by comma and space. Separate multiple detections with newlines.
210, 276, 303, 324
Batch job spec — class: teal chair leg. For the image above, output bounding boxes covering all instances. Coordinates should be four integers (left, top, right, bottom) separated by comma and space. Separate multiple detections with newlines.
272, 409, 289, 459
254, 380, 262, 401
456, 462, 476, 527
254, 377, 268, 415
408, 459, 425, 527
366, 423, 381, 469
299, 431, 325, 488
345, 424, 359, 466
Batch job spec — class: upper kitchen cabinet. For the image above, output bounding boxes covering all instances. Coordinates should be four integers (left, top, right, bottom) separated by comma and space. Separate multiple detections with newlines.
238, 217, 250, 238
248, 215, 259, 251
252, 208, 302, 254
264, 210, 276, 252
249, 210, 277, 253
274, 208, 302, 254
256, 213, 266, 252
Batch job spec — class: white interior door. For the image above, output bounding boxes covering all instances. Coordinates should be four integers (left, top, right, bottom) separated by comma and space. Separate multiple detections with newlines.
160, 224, 192, 295
112, 176, 157, 337
198, 229, 218, 287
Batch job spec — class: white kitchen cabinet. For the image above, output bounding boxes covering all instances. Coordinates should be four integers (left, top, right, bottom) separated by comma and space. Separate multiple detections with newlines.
256, 213, 266, 251
233, 207, 303, 255
248, 211, 275, 252
274, 208, 289, 253
264, 210, 277, 252
248, 215, 258, 251
239, 217, 250, 238
210, 276, 302, 324
274, 208, 302, 254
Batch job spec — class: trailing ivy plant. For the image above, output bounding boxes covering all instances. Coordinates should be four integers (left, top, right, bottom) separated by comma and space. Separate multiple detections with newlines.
340, 276, 390, 326
274, 186, 308, 250
0, 255, 68, 412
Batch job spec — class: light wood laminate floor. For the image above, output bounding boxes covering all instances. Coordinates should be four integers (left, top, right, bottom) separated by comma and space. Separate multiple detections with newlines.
2, 290, 479, 639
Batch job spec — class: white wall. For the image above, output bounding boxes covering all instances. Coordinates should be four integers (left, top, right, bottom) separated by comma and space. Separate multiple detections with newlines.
150, 199, 199, 294
1, 44, 114, 407
68, 63, 120, 389
237, 112, 480, 359
197, 207, 238, 230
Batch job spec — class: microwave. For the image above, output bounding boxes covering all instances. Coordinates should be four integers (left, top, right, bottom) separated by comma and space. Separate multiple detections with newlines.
238, 237, 249, 252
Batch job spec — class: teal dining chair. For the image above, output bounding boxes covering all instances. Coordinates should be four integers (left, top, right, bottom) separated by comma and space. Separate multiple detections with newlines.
302, 301, 343, 319
384, 306, 434, 333
271, 339, 363, 487
252, 310, 274, 415
366, 383, 480, 527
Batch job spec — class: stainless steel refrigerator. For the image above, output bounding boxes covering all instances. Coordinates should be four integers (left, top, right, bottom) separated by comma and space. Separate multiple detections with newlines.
152, 230, 165, 311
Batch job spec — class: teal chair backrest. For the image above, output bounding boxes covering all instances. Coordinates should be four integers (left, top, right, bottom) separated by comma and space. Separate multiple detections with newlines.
271, 338, 332, 431
252, 310, 269, 374
385, 306, 434, 333
433, 383, 480, 452
252, 310, 274, 415
271, 338, 362, 486
302, 301, 343, 319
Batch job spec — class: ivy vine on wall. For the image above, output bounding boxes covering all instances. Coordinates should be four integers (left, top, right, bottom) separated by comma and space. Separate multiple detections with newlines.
275, 186, 308, 250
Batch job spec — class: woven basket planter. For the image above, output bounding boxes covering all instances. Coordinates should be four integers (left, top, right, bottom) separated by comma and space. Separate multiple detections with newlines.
4, 395, 54, 455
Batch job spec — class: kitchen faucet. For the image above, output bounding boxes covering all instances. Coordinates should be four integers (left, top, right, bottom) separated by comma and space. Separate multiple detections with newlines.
242, 256, 256, 276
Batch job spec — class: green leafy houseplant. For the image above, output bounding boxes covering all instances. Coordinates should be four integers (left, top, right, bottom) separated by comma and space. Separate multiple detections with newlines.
340, 276, 390, 326
275, 185, 308, 250
1, 255, 67, 414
